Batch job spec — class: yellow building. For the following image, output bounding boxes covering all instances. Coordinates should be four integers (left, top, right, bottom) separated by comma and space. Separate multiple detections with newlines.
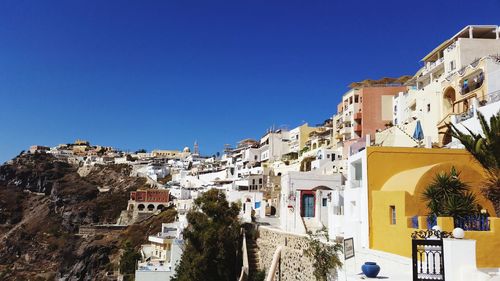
361, 146, 498, 268
288, 123, 317, 153
151, 149, 185, 159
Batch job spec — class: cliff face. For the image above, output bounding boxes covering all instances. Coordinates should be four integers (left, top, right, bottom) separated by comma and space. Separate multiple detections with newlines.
0, 153, 161, 281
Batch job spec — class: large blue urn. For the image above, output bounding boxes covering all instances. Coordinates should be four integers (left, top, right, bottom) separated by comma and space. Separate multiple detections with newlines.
361, 262, 380, 278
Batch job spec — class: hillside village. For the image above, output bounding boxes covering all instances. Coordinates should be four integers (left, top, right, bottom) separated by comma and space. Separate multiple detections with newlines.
2, 25, 500, 281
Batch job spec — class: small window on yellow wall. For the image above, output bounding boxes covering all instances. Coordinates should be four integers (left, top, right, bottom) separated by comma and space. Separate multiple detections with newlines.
390, 205, 396, 225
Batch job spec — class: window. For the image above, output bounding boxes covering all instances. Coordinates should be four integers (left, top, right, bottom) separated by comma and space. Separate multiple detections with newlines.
322, 198, 327, 207
450, 60, 456, 71
390, 205, 396, 225
354, 95, 359, 103
326, 154, 330, 158
259, 178, 262, 184
427, 104, 431, 112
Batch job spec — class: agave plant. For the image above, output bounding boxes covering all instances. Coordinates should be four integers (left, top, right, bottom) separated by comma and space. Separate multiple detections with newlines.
422, 167, 479, 219
448, 111, 500, 215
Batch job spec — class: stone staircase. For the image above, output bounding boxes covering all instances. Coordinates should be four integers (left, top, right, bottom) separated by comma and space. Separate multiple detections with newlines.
243, 223, 262, 281
247, 237, 260, 281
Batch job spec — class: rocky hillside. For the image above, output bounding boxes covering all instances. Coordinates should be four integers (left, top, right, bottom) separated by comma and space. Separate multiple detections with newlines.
0, 153, 174, 280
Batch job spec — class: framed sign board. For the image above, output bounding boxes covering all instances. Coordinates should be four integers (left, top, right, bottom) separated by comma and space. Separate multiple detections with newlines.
344, 238, 355, 260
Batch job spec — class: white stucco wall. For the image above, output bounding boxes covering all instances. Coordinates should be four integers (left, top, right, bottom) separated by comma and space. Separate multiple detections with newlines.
343, 149, 369, 250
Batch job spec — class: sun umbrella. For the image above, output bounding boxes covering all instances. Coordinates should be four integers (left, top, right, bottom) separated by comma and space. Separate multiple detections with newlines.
413, 120, 424, 141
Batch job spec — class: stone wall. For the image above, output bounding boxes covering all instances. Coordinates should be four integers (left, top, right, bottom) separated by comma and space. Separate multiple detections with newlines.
256, 226, 316, 281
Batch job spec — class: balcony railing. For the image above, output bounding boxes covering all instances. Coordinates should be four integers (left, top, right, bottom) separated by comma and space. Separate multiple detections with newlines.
454, 215, 490, 231
422, 57, 445, 76
483, 90, 500, 106
455, 110, 474, 123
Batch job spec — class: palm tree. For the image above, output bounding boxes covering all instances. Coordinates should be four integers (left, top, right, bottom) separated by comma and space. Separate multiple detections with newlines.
422, 167, 478, 219
448, 111, 500, 215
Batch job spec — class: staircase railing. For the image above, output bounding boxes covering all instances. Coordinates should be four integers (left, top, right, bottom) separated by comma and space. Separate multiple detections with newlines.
265, 246, 283, 281
238, 232, 249, 281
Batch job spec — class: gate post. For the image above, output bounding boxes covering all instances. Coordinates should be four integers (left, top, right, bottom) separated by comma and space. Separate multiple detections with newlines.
442, 239, 486, 281
411, 239, 418, 281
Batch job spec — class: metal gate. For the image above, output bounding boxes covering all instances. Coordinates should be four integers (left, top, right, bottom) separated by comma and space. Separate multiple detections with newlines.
411, 230, 452, 281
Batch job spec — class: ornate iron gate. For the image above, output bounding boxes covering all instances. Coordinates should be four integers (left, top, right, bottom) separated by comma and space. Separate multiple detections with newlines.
411, 230, 452, 281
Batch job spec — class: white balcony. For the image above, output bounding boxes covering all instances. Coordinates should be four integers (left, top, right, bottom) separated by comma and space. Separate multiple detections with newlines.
422, 57, 445, 76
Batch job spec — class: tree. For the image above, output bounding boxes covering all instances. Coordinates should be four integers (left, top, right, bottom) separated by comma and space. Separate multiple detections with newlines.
304, 227, 343, 281
135, 149, 147, 154
422, 167, 479, 219
120, 241, 141, 281
448, 111, 500, 215
171, 189, 241, 281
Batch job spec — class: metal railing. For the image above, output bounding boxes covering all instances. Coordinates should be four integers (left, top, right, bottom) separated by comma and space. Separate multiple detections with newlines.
484, 90, 500, 106
454, 110, 474, 123
454, 215, 490, 231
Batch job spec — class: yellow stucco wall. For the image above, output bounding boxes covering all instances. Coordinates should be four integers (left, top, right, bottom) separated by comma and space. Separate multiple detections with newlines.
366, 147, 499, 267
299, 124, 318, 150
371, 191, 417, 256
464, 218, 500, 268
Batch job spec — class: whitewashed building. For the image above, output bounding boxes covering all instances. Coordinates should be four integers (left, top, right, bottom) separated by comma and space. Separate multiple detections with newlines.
135, 216, 186, 281
279, 171, 343, 236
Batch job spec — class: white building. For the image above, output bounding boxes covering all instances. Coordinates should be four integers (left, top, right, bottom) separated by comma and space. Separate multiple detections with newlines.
226, 190, 266, 221
135, 217, 186, 281
260, 129, 290, 162
279, 171, 343, 236
310, 147, 344, 174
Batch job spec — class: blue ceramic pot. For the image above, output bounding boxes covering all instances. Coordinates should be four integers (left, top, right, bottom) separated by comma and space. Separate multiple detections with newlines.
361, 262, 380, 278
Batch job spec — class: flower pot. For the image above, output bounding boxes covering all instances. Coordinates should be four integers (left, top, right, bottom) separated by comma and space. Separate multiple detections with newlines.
361, 262, 380, 278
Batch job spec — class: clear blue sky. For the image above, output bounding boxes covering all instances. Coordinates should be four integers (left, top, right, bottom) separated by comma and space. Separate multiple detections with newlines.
1, 0, 499, 162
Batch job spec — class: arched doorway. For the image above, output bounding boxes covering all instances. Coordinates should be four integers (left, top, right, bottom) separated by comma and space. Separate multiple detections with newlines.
443, 87, 456, 115
157, 204, 165, 211
147, 204, 155, 211
137, 204, 145, 211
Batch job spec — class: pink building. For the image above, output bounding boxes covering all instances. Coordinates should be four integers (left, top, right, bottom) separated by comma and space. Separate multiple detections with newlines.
334, 80, 407, 158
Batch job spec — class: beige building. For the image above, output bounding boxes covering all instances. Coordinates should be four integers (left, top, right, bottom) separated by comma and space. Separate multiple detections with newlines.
378, 25, 500, 147
287, 123, 317, 153
438, 55, 500, 145
151, 149, 188, 159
